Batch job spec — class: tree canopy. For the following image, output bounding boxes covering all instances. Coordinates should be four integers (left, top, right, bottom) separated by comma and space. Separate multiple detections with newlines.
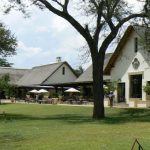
0, 58, 13, 67
74, 66, 84, 77
0, 22, 17, 67
2, 0, 150, 118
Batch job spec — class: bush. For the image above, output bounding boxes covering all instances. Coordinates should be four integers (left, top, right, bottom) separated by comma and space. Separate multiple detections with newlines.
52, 93, 59, 98
0, 74, 16, 98
143, 83, 150, 95
104, 81, 117, 94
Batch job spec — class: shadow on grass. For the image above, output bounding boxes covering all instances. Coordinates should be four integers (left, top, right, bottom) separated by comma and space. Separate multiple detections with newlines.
0, 108, 150, 124
103, 108, 150, 124
0, 103, 13, 105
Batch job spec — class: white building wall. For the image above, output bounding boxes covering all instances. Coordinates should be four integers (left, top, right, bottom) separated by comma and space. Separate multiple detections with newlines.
110, 30, 150, 103
43, 64, 77, 84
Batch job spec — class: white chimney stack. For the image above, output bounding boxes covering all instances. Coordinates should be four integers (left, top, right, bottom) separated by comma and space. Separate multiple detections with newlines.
56, 57, 62, 63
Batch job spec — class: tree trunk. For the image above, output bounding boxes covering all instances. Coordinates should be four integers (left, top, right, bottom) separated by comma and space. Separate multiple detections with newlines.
92, 53, 105, 119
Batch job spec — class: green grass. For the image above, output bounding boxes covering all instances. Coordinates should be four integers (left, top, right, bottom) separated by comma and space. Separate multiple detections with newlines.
0, 104, 150, 150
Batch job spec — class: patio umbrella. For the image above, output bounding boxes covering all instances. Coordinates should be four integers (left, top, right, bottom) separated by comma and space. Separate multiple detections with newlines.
38, 89, 48, 93
65, 88, 80, 93
29, 89, 39, 93
103, 85, 108, 89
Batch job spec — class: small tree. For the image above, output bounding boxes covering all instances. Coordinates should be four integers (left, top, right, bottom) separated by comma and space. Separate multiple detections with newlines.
104, 82, 117, 95
0, 74, 16, 99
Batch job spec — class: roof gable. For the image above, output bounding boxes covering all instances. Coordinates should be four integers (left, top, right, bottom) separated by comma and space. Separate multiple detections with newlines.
17, 62, 64, 86
104, 26, 134, 75
104, 25, 150, 75
42, 62, 77, 85
17, 61, 77, 86
0, 67, 29, 85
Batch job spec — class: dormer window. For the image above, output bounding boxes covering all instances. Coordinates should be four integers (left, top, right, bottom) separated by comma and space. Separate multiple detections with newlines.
134, 37, 138, 53
62, 67, 65, 75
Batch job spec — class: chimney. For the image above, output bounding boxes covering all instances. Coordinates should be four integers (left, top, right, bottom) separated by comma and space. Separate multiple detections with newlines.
56, 57, 62, 63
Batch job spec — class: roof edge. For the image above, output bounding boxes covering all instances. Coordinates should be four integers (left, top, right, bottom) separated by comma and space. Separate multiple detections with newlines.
41, 61, 78, 84
104, 25, 134, 75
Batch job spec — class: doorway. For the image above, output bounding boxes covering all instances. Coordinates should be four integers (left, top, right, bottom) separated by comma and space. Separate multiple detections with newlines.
117, 83, 125, 102
130, 74, 142, 98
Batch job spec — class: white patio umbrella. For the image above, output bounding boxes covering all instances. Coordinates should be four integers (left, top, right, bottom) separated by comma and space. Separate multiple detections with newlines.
65, 88, 80, 93
29, 89, 39, 93
38, 89, 48, 93
103, 85, 108, 89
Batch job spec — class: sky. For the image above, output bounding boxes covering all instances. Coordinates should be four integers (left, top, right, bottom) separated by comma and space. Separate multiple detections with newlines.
0, 0, 144, 70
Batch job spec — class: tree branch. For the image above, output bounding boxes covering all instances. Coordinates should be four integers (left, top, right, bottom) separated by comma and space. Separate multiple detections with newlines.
117, 13, 148, 28
102, 0, 115, 31
38, 0, 94, 49
52, 0, 63, 8
100, 28, 119, 53
93, 1, 104, 45
90, 0, 99, 10
63, 0, 69, 12
51, 0, 69, 13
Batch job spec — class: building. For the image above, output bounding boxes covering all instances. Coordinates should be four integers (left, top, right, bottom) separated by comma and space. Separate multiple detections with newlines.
17, 61, 77, 88
75, 53, 112, 99
0, 67, 29, 85
0, 67, 29, 98
104, 25, 150, 107
0, 58, 77, 98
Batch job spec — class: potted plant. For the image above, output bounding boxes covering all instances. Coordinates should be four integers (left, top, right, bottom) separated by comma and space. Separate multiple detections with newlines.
143, 83, 150, 100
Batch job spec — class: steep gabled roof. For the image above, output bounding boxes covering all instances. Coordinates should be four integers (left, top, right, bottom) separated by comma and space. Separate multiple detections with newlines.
104, 26, 134, 75
0, 67, 29, 85
75, 53, 113, 83
17, 62, 63, 86
104, 25, 150, 75
17, 61, 77, 86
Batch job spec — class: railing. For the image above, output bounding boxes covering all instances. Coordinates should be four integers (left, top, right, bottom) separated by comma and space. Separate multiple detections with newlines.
131, 139, 144, 150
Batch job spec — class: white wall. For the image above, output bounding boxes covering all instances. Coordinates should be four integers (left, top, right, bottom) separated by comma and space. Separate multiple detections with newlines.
43, 63, 77, 84
111, 30, 150, 103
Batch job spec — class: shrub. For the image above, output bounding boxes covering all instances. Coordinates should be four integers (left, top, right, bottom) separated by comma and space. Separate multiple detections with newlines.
143, 83, 150, 95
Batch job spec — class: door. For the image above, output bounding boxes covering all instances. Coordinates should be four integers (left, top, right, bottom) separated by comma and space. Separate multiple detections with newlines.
117, 83, 125, 102
130, 74, 142, 98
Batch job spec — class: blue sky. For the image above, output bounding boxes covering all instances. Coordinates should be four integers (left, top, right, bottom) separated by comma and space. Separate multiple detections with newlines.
0, 0, 143, 69
0, 7, 87, 69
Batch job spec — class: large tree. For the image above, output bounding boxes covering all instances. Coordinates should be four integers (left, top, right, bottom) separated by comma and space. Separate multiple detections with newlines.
3, 0, 149, 118
0, 22, 17, 67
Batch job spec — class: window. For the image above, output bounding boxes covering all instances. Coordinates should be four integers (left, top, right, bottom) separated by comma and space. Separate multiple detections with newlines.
134, 37, 138, 53
130, 74, 142, 98
62, 67, 65, 75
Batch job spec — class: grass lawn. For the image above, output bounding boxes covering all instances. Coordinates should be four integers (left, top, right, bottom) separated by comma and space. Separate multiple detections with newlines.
0, 104, 150, 150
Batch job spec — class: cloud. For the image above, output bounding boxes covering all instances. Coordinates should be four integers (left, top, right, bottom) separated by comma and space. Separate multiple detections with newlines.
8, 41, 52, 68
18, 41, 43, 57
35, 26, 49, 33
51, 16, 69, 33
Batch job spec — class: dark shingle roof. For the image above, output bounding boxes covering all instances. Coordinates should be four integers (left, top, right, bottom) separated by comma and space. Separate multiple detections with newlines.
17, 62, 64, 86
0, 67, 29, 85
75, 53, 112, 83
